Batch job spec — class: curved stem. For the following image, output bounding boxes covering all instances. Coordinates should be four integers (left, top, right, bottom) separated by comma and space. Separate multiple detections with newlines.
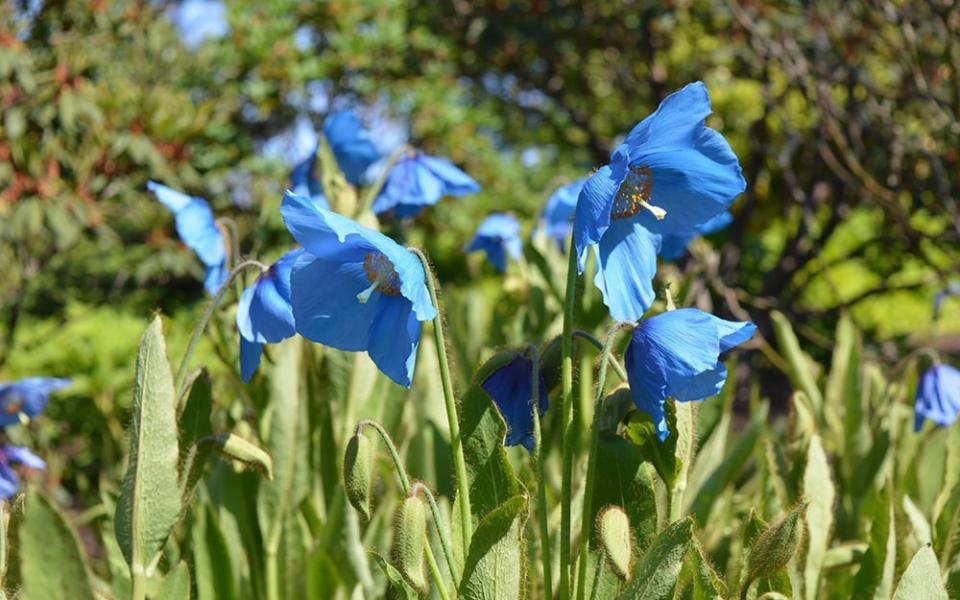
527, 345, 553, 600
357, 145, 408, 217
411, 481, 459, 586
572, 330, 629, 383
357, 421, 450, 597
215, 217, 241, 269
575, 323, 627, 600
410, 248, 474, 555
559, 241, 578, 599
174, 260, 267, 401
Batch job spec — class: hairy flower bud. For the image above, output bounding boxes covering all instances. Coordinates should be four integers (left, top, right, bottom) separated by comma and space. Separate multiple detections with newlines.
392, 494, 428, 594
598, 505, 632, 580
747, 501, 807, 583
344, 431, 374, 521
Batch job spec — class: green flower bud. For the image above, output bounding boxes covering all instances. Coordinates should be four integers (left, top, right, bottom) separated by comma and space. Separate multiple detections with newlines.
747, 501, 807, 583
392, 494, 428, 594
598, 505, 632, 580
344, 431, 374, 521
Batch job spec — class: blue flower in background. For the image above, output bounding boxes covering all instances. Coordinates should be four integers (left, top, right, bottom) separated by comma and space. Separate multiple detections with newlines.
236, 248, 305, 382
539, 178, 587, 249
480, 353, 548, 452
465, 214, 523, 272
913, 364, 960, 431
0, 445, 45, 499
148, 181, 228, 295
169, 0, 229, 50
323, 111, 382, 185
934, 282, 960, 320
625, 308, 755, 440
281, 191, 436, 387
372, 151, 480, 218
290, 147, 330, 211
0, 377, 70, 426
574, 82, 745, 321
659, 211, 733, 261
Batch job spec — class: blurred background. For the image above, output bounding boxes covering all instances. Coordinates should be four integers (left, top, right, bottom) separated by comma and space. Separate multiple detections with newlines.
1, 0, 959, 505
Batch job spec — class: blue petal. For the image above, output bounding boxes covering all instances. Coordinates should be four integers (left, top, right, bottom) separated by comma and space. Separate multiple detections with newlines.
540, 178, 587, 248
239, 337, 263, 383
372, 158, 417, 214
914, 364, 960, 430
5, 446, 45, 470
0, 462, 18, 499
465, 214, 522, 272
481, 354, 548, 451
290, 147, 330, 210
290, 256, 383, 352
574, 164, 624, 272
236, 248, 303, 344
0, 377, 71, 425
203, 261, 228, 295
592, 220, 660, 322
148, 182, 226, 269
623, 82, 713, 154
417, 154, 481, 195
281, 191, 436, 321
716, 318, 756, 352
659, 211, 733, 260
323, 111, 382, 185
366, 296, 422, 388
148, 180, 192, 212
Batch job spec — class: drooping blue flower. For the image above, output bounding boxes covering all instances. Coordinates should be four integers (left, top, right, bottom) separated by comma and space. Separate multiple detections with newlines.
659, 211, 733, 261
625, 308, 755, 441
290, 147, 330, 211
236, 248, 305, 382
539, 178, 587, 249
913, 364, 960, 431
0, 377, 71, 427
480, 353, 548, 452
574, 82, 745, 321
372, 150, 480, 218
464, 214, 523, 272
0, 445, 45, 499
148, 181, 228, 295
281, 191, 436, 387
322, 110, 382, 185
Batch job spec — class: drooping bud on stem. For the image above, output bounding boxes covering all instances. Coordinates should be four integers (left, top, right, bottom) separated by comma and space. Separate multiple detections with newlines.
344, 430, 375, 521
597, 505, 632, 580
392, 492, 428, 594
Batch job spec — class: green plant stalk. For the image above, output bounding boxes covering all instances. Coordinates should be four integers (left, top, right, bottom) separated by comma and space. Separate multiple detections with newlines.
411, 249, 474, 555
572, 330, 629, 382
131, 567, 147, 600
357, 145, 408, 217
265, 548, 280, 600
359, 421, 453, 597
173, 260, 267, 401
528, 345, 553, 600
558, 242, 578, 599
574, 323, 625, 600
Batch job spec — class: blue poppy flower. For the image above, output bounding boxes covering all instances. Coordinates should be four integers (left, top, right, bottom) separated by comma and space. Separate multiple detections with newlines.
913, 364, 960, 431
480, 353, 548, 451
574, 82, 745, 321
281, 191, 436, 387
465, 214, 523, 272
659, 211, 733, 261
147, 181, 228, 295
236, 248, 305, 382
372, 150, 480, 218
539, 178, 587, 249
290, 147, 330, 211
0, 377, 71, 427
0, 445, 45, 499
624, 308, 755, 441
322, 110, 382, 185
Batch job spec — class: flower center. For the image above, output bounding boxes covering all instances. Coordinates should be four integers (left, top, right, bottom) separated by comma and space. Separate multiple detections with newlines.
1, 394, 28, 424
611, 165, 666, 220
358, 252, 401, 303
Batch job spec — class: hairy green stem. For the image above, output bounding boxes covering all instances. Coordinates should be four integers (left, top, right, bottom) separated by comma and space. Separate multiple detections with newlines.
572, 330, 629, 382
411, 481, 459, 588
410, 248, 474, 555
527, 345, 553, 599
131, 569, 146, 600
173, 260, 267, 402
575, 323, 626, 600
558, 241, 578, 599
357, 421, 451, 595
357, 145, 408, 217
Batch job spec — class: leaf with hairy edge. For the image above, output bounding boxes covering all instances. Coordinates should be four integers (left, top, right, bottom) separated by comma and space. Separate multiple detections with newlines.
852, 484, 895, 600
20, 490, 96, 600
115, 316, 182, 575
617, 518, 693, 600
892, 546, 948, 600
178, 369, 213, 466
370, 552, 419, 600
688, 534, 726, 600
153, 562, 191, 600
459, 495, 528, 600
802, 435, 835, 600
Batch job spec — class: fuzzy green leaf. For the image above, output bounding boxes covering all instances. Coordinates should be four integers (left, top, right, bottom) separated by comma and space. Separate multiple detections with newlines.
618, 518, 693, 600
459, 495, 528, 600
803, 435, 835, 600
892, 546, 948, 600
20, 491, 96, 600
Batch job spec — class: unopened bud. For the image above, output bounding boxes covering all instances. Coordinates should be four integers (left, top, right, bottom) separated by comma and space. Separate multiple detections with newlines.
598, 505, 632, 580
344, 432, 375, 521
747, 501, 807, 582
392, 494, 428, 594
